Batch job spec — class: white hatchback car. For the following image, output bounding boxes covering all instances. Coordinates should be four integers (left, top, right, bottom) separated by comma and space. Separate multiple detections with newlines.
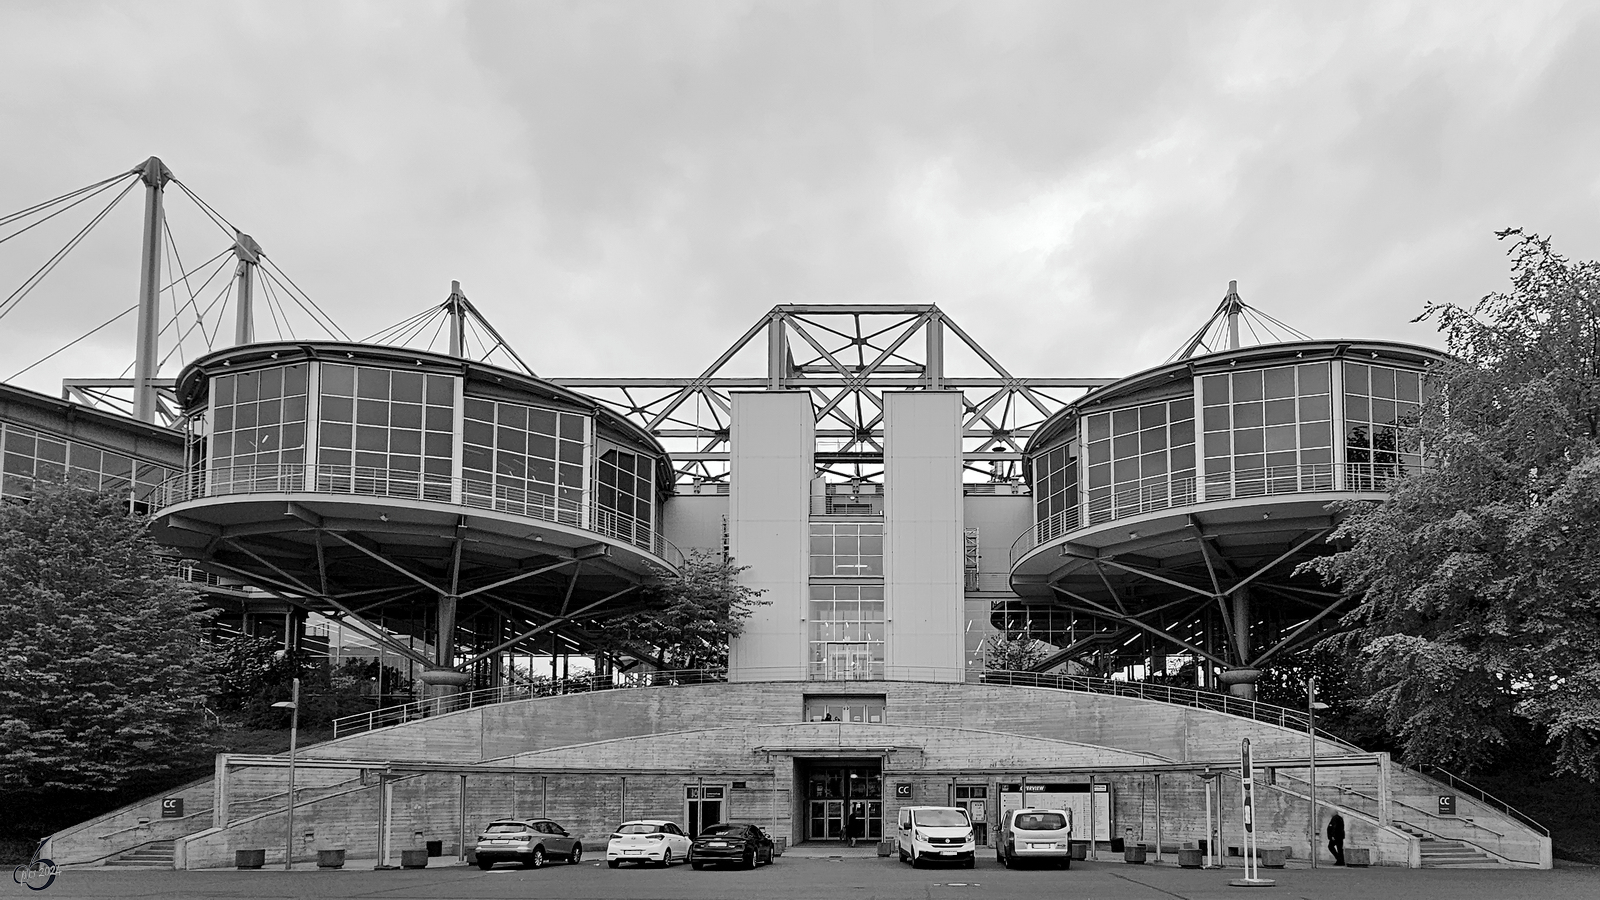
605, 819, 692, 868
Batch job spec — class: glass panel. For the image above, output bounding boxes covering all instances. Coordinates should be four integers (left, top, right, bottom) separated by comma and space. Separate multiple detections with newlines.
1297, 362, 1330, 393
322, 364, 355, 396
1231, 370, 1263, 401
1263, 367, 1295, 399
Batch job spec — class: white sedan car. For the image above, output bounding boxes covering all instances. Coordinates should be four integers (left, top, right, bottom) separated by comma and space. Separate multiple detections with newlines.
605, 819, 692, 868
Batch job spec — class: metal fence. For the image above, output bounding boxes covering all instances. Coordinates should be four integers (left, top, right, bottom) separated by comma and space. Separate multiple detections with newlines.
329, 666, 1351, 743
1012, 461, 1410, 565
154, 463, 681, 565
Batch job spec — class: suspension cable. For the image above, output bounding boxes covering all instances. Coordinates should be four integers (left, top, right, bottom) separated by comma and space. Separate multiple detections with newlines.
260, 257, 349, 340
0, 178, 139, 323
6, 304, 138, 381
168, 179, 240, 240
0, 171, 133, 231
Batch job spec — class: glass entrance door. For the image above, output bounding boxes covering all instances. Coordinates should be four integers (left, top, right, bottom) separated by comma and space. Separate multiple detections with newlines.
802, 762, 882, 842
686, 785, 725, 836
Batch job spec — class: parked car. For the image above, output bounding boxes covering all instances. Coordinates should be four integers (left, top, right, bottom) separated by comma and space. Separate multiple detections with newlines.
689, 822, 775, 869
474, 818, 584, 869
996, 807, 1073, 868
606, 819, 692, 868
896, 806, 975, 868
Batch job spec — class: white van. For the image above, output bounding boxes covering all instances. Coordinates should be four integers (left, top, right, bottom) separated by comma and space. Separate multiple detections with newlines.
896, 806, 975, 868
995, 807, 1073, 868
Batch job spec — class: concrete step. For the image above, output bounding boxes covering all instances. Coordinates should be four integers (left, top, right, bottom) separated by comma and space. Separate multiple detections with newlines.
103, 841, 174, 868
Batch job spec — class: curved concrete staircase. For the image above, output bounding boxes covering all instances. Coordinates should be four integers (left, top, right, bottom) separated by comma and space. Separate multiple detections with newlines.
46, 678, 1550, 871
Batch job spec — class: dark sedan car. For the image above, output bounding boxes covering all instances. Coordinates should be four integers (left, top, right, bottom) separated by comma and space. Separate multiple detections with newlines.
689, 823, 775, 869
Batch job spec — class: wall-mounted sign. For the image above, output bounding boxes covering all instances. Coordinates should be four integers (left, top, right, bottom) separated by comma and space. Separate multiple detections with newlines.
160, 797, 183, 819
1438, 795, 1456, 816
894, 782, 913, 799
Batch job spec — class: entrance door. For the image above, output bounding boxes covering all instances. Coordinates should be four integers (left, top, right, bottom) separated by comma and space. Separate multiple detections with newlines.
801, 761, 882, 842
686, 785, 725, 836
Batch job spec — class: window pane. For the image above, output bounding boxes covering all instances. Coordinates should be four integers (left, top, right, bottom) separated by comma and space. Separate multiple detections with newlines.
391, 371, 424, 403
321, 364, 355, 396
1231, 371, 1263, 401
1263, 367, 1295, 399
1297, 362, 1329, 394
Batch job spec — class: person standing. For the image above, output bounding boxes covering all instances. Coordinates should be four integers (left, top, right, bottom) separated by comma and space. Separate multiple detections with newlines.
846, 804, 862, 848
1327, 812, 1346, 865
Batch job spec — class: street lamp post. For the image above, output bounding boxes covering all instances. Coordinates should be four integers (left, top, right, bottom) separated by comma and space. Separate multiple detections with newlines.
272, 677, 300, 871
1306, 676, 1329, 869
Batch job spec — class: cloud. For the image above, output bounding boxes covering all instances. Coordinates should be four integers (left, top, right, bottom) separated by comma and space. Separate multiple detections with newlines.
2, 0, 1598, 397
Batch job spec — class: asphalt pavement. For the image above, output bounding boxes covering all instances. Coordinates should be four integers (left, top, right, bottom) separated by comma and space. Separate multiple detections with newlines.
22, 855, 1600, 900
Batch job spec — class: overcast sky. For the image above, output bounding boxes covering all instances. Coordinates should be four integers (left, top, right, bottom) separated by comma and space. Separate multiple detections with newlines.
2, 0, 1597, 398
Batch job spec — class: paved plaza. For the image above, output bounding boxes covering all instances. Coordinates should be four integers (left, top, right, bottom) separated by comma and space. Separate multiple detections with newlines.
26, 856, 1600, 900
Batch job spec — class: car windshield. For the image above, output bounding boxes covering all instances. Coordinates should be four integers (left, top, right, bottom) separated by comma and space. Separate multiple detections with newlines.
483, 823, 529, 834
917, 809, 969, 827
1016, 813, 1067, 830
699, 825, 738, 837
616, 823, 662, 834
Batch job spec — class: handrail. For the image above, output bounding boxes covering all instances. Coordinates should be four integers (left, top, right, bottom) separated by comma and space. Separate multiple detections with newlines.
152, 464, 683, 567
1011, 461, 1413, 566
331, 669, 732, 737
1413, 764, 1549, 838
1388, 796, 1507, 838
96, 809, 211, 841
329, 667, 1355, 743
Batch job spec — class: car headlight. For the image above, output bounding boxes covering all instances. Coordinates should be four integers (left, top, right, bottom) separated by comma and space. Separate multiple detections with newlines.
964, 830, 974, 842
914, 829, 925, 841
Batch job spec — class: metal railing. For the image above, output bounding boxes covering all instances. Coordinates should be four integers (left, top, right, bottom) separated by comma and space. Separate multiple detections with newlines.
1415, 764, 1550, 837
153, 464, 681, 566
329, 666, 1352, 743
331, 669, 730, 737
1012, 462, 1410, 565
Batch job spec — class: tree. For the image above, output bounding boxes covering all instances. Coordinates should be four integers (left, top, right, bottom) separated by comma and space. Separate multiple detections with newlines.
0, 482, 217, 797
592, 550, 767, 671
209, 634, 395, 728
982, 629, 1051, 671
1307, 231, 1600, 779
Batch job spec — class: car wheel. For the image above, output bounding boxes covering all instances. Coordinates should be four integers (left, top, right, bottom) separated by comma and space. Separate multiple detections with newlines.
692, 860, 705, 870
527, 846, 546, 869
569, 844, 582, 864
743, 849, 755, 870
1062, 856, 1071, 870
477, 859, 494, 871
965, 857, 976, 869
607, 859, 620, 869
911, 852, 923, 869
899, 847, 908, 864
659, 848, 673, 868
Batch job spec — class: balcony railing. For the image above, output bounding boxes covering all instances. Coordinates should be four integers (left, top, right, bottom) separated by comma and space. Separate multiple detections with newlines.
154, 464, 681, 566
1011, 461, 1410, 566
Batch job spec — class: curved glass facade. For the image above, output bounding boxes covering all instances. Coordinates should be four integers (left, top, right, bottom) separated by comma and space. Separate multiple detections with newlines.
315, 364, 455, 499
1022, 349, 1434, 550
209, 364, 309, 489
1200, 362, 1333, 497
462, 396, 588, 526
1085, 396, 1195, 524
179, 353, 666, 556
1343, 361, 1424, 488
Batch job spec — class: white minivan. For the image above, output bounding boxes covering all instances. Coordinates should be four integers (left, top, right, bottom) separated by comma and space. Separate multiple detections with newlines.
995, 807, 1073, 868
896, 806, 976, 868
